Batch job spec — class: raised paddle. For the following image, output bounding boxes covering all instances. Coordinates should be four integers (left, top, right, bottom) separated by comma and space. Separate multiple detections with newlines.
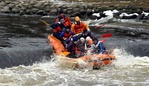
40, 19, 50, 26
101, 33, 112, 38
99, 33, 113, 43
94, 24, 106, 29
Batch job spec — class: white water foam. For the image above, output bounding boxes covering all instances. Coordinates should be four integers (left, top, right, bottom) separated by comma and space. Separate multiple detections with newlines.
112, 48, 149, 69
0, 48, 149, 86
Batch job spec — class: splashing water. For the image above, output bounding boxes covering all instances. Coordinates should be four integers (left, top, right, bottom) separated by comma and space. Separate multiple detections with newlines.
0, 48, 149, 85
113, 48, 149, 69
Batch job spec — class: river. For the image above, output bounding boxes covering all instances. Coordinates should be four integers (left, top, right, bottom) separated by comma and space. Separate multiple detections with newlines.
0, 14, 149, 86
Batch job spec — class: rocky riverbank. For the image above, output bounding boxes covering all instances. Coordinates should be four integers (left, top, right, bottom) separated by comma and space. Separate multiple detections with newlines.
0, 0, 149, 18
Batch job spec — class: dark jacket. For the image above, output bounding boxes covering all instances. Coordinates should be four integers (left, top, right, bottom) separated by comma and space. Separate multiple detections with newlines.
77, 40, 86, 53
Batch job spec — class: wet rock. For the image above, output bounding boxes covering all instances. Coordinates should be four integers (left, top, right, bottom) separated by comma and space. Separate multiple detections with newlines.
0, 1, 6, 7
49, 8, 58, 15
0, 0, 148, 18
72, 8, 79, 13
11, 7, 20, 13
19, 10, 25, 15
1, 6, 10, 13
36, 10, 44, 15
70, 12, 81, 17
79, 9, 86, 15
25, 9, 32, 15
31, 8, 39, 14
86, 9, 92, 16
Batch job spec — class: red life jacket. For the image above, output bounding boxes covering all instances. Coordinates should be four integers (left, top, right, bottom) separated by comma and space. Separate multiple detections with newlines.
63, 32, 72, 38
53, 26, 62, 33
56, 15, 71, 27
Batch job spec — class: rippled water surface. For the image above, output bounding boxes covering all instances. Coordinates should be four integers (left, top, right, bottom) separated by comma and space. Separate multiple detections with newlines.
0, 14, 149, 86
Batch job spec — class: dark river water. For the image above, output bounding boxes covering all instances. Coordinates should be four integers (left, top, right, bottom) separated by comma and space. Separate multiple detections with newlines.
0, 14, 149, 86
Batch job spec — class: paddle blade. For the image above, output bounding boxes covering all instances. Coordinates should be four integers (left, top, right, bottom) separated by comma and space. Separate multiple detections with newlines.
60, 52, 70, 56
94, 24, 106, 29
101, 39, 106, 43
101, 33, 112, 38
40, 19, 50, 26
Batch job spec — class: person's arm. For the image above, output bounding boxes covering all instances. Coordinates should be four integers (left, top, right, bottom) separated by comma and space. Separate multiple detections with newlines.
88, 32, 94, 39
82, 22, 90, 31
95, 41, 101, 48
60, 32, 64, 39
91, 44, 95, 48
71, 23, 76, 34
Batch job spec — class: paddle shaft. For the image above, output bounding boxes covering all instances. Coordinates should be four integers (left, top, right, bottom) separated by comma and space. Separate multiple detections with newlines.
95, 24, 106, 29
40, 19, 50, 26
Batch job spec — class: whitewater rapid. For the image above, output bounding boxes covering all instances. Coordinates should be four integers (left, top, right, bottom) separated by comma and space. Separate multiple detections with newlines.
0, 48, 149, 86
0, 8, 149, 85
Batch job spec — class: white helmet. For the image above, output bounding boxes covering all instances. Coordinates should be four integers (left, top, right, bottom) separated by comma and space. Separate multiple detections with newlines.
86, 36, 91, 41
80, 37, 85, 41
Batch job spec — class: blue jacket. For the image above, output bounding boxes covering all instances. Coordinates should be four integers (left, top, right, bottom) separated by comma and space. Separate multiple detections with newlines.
60, 31, 74, 40
79, 31, 94, 39
95, 41, 106, 54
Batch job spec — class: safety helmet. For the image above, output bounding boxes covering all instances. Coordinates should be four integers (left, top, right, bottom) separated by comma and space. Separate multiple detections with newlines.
80, 37, 85, 41
75, 16, 80, 21
86, 36, 91, 41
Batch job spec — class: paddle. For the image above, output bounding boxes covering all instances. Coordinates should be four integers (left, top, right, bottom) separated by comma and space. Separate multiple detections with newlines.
94, 24, 106, 29
40, 19, 50, 26
101, 33, 112, 38
60, 51, 70, 56
100, 33, 112, 43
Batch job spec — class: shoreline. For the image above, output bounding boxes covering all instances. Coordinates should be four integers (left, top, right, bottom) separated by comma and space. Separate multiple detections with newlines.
0, 0, 149, 18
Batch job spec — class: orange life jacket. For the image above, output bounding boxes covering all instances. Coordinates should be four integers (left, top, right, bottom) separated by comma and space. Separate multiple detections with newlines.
72, 22, 85, 34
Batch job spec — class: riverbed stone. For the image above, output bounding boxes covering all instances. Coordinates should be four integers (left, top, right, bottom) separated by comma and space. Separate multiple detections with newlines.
86, 9, 92, 16
49, 8, 58, 15
19, 10, 25, 15
0, 0, 148, 19
1, 6, 10, 13
36, 10, 44, 15
31, 8, 39, 14
25, 9, 32, 15
11, 7, 20, 13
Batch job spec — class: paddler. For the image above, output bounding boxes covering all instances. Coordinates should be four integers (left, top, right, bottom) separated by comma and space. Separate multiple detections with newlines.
71, 16, 90, 34
55, 10, 71, 29
79, 29, 94, 39
60, 26, 74, 48
66, 37, 78, 58
50, 19, 67, 40
75, 37, 86, 57
91, 38, 106, 54
85, 36, 93, 49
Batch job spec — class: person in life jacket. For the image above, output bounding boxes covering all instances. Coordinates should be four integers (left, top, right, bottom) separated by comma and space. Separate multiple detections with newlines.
91, 38, 106, 54
71, 16, 90, 34
60, 26, 74, 48
66, 38, 78, 58
50, 19, 66, 40
76, 37, 86, 57
85, 36, 93, 49
79, 29, 94, 39
55, 10, 71, 28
